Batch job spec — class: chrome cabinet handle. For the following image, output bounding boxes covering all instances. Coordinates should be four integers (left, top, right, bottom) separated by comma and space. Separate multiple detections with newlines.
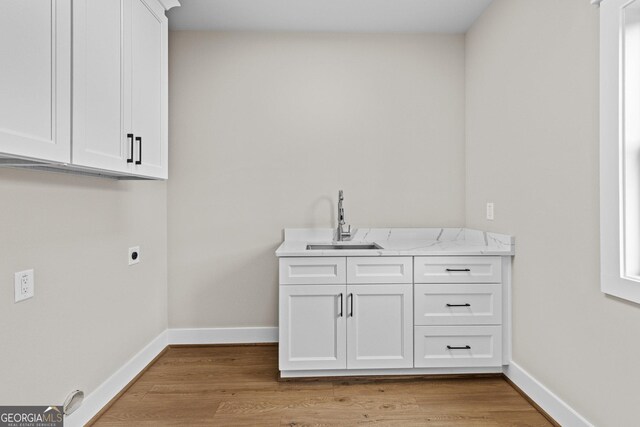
446, 303, 471, 307
446, 268, 471, 272
127, 134, 134, 163
348, 293, 354, 317
447, 345, 471, 350
338, 293, 343, 317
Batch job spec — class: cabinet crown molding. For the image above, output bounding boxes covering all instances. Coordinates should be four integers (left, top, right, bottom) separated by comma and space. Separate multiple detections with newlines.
158, 0, 180, 11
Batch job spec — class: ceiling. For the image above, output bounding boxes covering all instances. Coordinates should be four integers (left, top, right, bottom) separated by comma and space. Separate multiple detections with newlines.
168, 0, 494, 33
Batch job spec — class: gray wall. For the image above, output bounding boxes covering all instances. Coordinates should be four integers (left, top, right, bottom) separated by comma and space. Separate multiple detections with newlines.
466, 1, 640, 425
167, 32, 466, 328
0, 169, 167, 405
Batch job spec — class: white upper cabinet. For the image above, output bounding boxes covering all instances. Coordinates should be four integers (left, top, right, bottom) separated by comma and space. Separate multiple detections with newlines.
73, 0, 128, 172
0, 0, 71, 163
128, 0, 168, 178
1, 0, 176, 178
73, 0, 170, 178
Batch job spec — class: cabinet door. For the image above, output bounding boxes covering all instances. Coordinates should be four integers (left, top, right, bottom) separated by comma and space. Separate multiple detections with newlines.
126, 0, 168, 178
0, 0, 71, 162
72, 0, 129, 172
347, 284, 413, 369
279, 285, 346, 371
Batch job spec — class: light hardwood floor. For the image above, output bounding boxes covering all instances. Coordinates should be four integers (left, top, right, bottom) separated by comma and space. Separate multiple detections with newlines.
92, 345, 553, 426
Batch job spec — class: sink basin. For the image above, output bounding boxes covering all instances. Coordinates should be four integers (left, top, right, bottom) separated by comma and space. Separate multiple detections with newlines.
306, 243, 383, 250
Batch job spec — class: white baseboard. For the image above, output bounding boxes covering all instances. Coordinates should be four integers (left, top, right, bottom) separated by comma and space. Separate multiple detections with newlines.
64, 330, 169, 427
503, 362, 593, 427
168, 326, 278, 345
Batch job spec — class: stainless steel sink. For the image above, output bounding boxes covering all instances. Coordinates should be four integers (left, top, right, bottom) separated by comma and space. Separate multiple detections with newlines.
306, 243, 383, 250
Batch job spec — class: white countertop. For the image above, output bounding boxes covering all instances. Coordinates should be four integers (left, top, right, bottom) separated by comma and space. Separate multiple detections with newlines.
275, 228, 515, 257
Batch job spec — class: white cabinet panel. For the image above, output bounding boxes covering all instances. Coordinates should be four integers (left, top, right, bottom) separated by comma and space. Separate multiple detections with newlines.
0, 0, 71, 162
127, 0, 168, 178
414, 284, 502, 326
279, 285, 346, 371
347, 284, 413, 369
414, 256, 501, 283
74, 0, 168, 178
414, 326, 502, 368
73, 0, 128, 172
280, 257, 346, 285
347, 257, 412, 284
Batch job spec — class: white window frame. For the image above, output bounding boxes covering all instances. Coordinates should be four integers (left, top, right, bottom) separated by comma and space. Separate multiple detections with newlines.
600, 0, 640, 303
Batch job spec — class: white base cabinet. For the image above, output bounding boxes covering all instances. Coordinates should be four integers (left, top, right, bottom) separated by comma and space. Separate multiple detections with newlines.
279, 285, 346, 371
279, 257, 414, 371
279, 282, 412, 371
279, 255, 508, 376
347, 284, 413, 369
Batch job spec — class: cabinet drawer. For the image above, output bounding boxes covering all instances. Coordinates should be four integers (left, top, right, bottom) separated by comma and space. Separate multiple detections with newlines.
414, 284, 502, 326
347, 257, 412, 284
414, 256, 501, 283
280, 257, 346, 285
414, 326, 502, 368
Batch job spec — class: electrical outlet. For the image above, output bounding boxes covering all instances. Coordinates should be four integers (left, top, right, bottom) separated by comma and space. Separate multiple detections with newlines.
14, 269, 34, 302
129, 246, 140, 266
486, 202, 495, 220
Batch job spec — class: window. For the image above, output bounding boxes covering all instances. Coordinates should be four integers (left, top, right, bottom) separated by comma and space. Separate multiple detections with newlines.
600, 0, 640, 303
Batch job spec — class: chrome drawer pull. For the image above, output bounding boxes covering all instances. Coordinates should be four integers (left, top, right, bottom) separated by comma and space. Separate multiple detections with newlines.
447, 345, 471, 350
446, 303, 471, 307
446, 268, 471, 272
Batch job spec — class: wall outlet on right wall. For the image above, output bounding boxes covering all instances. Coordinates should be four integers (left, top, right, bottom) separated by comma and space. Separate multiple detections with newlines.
486, 202, 495, 221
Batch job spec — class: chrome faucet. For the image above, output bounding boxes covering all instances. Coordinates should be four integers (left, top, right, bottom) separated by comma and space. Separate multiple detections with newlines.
336, 190, 352, 241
